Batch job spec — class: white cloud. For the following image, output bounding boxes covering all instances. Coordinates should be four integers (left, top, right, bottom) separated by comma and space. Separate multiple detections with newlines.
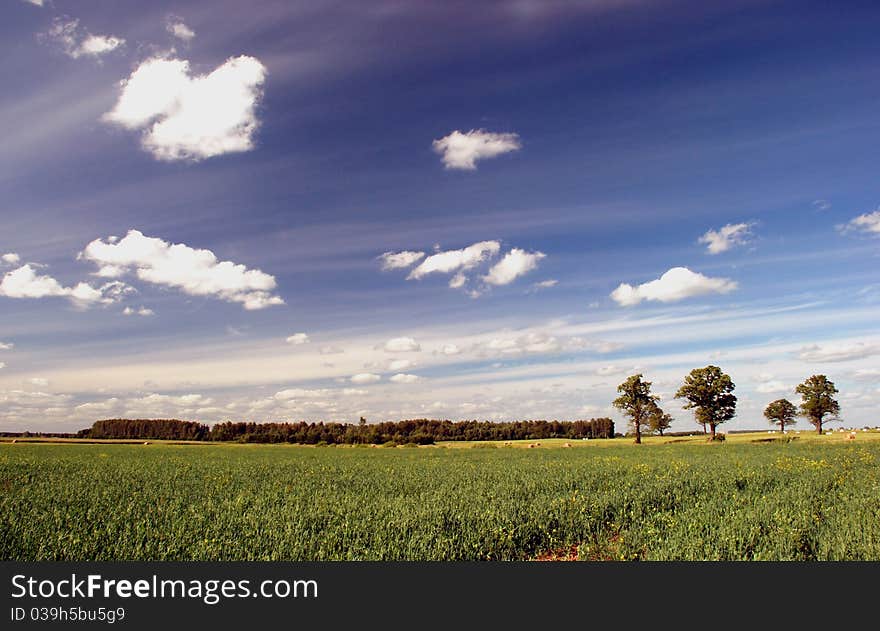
387, 359, 416, 371
103, 55, 266, 161
531, 279, 558, 291
384, 337, 421, 353
448, 273, 467, 289
378, 250, 425, 270
839, 210, 880, 236
1, 253, 20, 265
610, 267, 738, 306
0, 362, 5, 369
595, 365, 636, 377
0, 264, 129, 308
286, 333, 310, 345
698, 222, 753, 254
23, 1, 45, 6
440, 344, 461, 355
408, 241, 500, 280
475, 332, 591, 357
80, 230, 283, 310
350, 373, 381, 385
796, 342, 880, 363
27, 378, 50, 387
432, 129, 521, 170
812, 199, 831, 211
123, 306, 154, 316
853, 369, 880, 381
390, 373, 422, 384
756, 380, 790, 394
43, 18, 124, 60
320, 345, 344, 355
166, 18, 196, 41
0, 342, 13, 350
483, 248, 545, 286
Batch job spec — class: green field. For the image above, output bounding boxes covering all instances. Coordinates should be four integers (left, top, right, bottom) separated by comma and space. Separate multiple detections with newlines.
2, 433, 879, 560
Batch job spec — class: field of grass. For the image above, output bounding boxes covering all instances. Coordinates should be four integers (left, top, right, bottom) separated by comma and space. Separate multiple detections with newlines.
2, 431, 879, 561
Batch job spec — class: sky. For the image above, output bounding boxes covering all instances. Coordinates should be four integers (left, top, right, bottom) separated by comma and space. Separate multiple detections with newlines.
1, 0, 879, 433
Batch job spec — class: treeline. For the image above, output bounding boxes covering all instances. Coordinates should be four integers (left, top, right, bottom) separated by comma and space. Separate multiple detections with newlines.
83, 418, 210, 441
77, 417, 615, 444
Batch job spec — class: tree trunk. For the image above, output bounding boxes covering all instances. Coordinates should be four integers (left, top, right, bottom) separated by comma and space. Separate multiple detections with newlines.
710, 423, 716, 440
780, 420, 785, 433
634, 421, 641, 444
816, 417, 822, 434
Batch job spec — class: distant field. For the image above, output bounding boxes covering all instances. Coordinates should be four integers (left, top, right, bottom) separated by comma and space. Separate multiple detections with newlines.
2, 432, 879, 560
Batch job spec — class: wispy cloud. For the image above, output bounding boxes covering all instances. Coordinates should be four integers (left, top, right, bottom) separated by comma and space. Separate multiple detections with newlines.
838, 209, 880, 236
42, 18, 125, 60
698, 222, 754, 254
796, 342, 880, 363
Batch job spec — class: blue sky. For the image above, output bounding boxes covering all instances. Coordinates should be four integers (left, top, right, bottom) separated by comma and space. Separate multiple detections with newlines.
1, 0, 879, 432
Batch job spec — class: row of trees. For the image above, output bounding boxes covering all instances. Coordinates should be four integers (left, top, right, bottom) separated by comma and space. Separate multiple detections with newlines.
79, 417, 616, 444
613, 366, 842, 443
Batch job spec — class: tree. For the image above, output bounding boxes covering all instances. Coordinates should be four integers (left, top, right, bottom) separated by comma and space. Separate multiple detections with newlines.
613, 374, 658, 444
795, 375, 840, 434
674, 365, 736, 440
646, 400, 673, 436
763, 399, 797, 433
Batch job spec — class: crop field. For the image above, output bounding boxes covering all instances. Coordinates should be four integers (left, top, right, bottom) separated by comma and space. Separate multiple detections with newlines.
2, 433, 879, 561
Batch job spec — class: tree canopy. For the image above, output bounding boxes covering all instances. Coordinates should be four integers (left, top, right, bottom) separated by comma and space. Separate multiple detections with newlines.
613, 374, 659, 444
796, 375, 840, 434
674, 365, 736, 440
764, 399, 797, 432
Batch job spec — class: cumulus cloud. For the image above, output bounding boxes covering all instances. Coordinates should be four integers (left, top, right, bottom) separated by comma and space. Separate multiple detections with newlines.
286, 333, 310, 345
432, 129, 521, 170
378, 250, 425, 270
408, 241, 500, 280
839, 210, 880, 236
23, 1, 46, 6
103, 55, 266, 161
166, 17, 196, 41
383, 337, 421, 353
796, 342, 880, 363
123, 306, 154, 316
80, 230, 283, 310
698, 222, 753, 254
389, 373, 422, 384
0, 342, 13, 350
0, 264, 130, 308
320, 345, 344, 355
483, 248, 545, 286
350, 373, 381, 385
610, 267, 738, 307
440, 344, 461, 355
27, 378, 50, 387
2, 253, 20, 265
43, 18, 125, 59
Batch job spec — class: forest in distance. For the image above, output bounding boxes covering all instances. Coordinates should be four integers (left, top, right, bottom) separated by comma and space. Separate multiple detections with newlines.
42, 417, 618, 445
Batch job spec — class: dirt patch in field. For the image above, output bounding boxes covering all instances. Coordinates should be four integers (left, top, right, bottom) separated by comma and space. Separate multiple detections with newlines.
534, 544, 580, 561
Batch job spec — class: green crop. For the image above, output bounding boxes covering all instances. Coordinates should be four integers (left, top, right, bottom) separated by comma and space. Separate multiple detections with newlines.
1, 441, 878, 560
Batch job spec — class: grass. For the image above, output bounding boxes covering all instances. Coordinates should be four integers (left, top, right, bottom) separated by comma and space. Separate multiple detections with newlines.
1, 431, 879, 561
